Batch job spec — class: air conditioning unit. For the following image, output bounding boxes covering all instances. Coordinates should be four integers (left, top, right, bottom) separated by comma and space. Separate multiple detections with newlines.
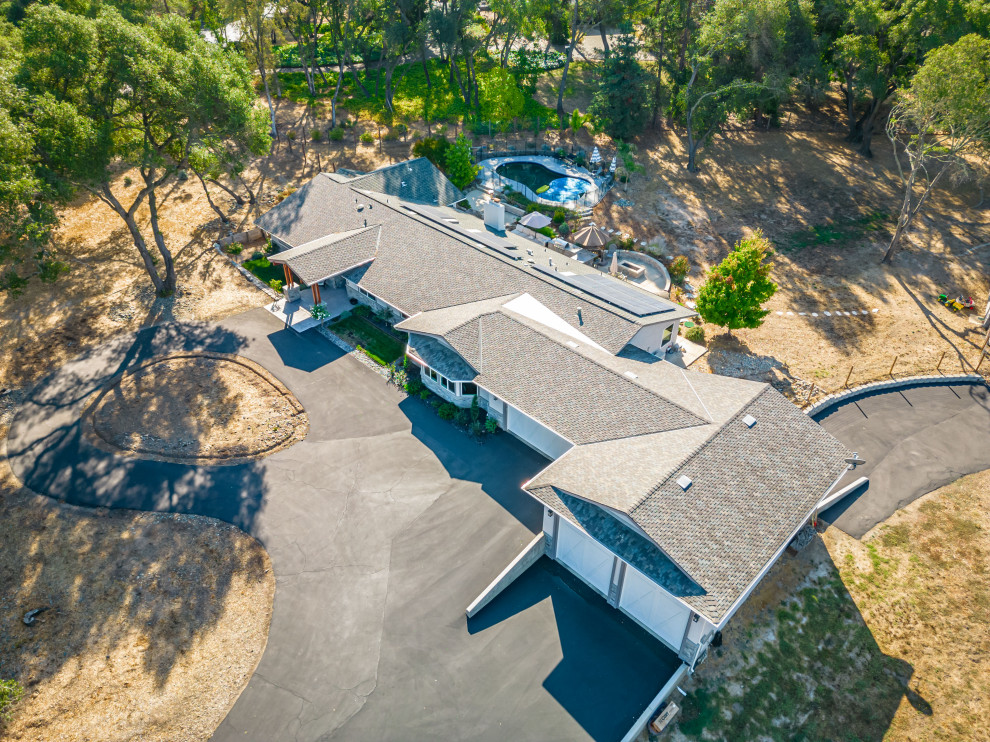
484, 200, 505, 232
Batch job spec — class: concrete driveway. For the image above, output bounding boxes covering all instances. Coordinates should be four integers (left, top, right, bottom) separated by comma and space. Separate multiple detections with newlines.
7, 308, 677, 742
815, 381, 990, 538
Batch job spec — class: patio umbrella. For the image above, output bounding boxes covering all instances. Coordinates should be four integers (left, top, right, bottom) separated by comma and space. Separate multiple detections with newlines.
590, 146, 601, 165
609, 156, 617, 172
571, 223, 610, 250
518, 211, 552, 230
610, 252, 619, 275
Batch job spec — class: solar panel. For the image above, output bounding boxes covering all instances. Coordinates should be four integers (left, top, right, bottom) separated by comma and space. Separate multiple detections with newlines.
531, 266, 673, 317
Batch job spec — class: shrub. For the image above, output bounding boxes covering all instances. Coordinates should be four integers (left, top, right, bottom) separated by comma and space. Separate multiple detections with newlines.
405, 377, 426, 396
525, 202, 542, 213
268, 278, 283, 292
0, 678, 24, 721
438, 402, 458, 421
535, 225, 555, 238
552, 207, 567, 224
669, 255, 690, 284
287, 130, 297, 141
484, 417, 499, 433
456, 408, 471, 426
264, 238, 276, 254
684, 325, 705, 344
413, 137, 450, 170
419, 389, 430, 400
311, 128, 322, 141
251, 251, 264, 261
470, 394, 480, 423
224, 243, 243, 255
359, 131, 375, 144
310, 302, 330, 322
329, 127, 344, 141
444, 134, 481, 190
557, 221, 571, 237
470, 420, 485, 437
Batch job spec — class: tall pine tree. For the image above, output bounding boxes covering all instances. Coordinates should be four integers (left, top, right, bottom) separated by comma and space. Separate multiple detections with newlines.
590, 32, 649, 139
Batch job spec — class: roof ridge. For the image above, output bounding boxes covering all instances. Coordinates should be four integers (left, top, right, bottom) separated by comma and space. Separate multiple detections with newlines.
630, 385, 776, 515
497, 309, 710, 429
353, 190, 655, 326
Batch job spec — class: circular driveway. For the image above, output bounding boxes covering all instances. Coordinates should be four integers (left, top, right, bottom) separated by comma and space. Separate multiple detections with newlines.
7, 308, 676, 742
814, 381, 990, 538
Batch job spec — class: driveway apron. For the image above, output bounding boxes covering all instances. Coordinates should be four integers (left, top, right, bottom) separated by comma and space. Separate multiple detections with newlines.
7, 308, 676, 742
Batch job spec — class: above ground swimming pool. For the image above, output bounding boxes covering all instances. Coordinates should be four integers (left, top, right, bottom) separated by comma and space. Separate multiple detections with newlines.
495, 161, 595, 204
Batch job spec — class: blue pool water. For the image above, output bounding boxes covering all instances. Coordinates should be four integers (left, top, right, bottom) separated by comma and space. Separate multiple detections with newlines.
495, 161, 595, 203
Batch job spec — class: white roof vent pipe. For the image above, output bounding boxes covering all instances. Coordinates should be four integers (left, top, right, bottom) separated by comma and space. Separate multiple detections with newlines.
484, 200, 505, 232
677, 475, 693, 490
743, 414, 757, 428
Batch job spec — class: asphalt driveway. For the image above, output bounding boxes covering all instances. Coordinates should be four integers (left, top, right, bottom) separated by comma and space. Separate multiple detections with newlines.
815, 381, 990, 538
7, 308, 677, 742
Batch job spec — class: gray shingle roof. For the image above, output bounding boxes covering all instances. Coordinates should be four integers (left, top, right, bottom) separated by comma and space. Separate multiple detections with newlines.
268, 226, 379, 285
407, 335, 476, 380
346, 158, 465, 206
254, 174, 371, 248
444, 309, 708, 445
255, 171, 694, 354
528, 386, 852, 622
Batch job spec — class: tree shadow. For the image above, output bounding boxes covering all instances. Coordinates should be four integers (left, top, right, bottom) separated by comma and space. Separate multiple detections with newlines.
3, 321, 275, 691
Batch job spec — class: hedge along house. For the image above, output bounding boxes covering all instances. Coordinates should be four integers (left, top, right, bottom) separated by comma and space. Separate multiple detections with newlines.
254, 159, 852, 668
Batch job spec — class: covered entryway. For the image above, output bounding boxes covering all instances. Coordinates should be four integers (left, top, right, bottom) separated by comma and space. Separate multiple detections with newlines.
618, 564, 692, 651
555, 518, 615, 598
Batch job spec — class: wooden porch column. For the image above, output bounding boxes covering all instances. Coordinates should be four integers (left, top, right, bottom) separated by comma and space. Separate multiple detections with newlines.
312, 282, 321, 304
282, 264, 292, 287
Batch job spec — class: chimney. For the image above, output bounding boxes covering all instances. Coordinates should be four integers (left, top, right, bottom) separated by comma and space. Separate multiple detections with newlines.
484, 201, 505, 232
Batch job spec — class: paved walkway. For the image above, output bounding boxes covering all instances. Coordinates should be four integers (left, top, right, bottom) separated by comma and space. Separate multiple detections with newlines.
815, 381, 990, 538
7, 308, 677, 742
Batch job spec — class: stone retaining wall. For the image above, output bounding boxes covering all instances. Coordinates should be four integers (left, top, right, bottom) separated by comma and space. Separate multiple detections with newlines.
806, 373, 988, 419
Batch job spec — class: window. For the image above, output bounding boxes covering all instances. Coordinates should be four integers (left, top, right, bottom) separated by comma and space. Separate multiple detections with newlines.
441, 377, 453, 391
425, 368, 438, 382
461, 382, 477, 396
662, 325, 673, 344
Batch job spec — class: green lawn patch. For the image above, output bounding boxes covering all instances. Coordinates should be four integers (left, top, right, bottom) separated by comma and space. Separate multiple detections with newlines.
781, 211, 891, 253
273, 57, 557, 129
242, 255, 284, 285
329, 314, 405, 366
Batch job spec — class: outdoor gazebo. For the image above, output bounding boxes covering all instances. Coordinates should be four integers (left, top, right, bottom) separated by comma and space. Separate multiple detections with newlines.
571, 223, 610, 253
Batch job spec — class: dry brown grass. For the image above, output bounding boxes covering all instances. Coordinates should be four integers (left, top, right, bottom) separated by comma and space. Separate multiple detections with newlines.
672, 470, 990, 742
0, 400, 275, 742
575, 98, 990, 399
826, 470, 990, 741
89, 352, 308, 464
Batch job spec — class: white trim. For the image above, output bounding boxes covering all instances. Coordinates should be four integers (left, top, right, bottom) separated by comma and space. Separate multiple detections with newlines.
619, 664, 690, 742
267, 257, 375, 287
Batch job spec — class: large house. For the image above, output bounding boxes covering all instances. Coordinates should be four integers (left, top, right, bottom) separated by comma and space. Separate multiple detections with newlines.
255, 158, 851, 667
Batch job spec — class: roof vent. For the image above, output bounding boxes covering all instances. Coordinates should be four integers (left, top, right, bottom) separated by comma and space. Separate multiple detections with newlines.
743, 414, 757, 428
623, 370, 638, 379
677, 475, 693, 491
565, 340, 579, 349
356, 204, 365, 212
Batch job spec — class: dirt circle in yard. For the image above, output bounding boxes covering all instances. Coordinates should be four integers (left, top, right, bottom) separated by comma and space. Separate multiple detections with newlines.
87, 352, 308, 464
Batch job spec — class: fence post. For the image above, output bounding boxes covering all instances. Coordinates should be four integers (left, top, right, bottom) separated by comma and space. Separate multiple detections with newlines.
888, 355, 898, 377
936, 350, 946, 373
805, 382, 816, 405
844, 366, 854, 387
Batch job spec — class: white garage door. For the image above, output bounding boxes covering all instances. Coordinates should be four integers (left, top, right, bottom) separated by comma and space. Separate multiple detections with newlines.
555, 518, 615, 597
505, 405, 572, 460
619, 565, 692, 650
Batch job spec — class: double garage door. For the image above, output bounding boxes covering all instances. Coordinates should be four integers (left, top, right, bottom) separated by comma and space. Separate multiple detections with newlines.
555, 517, 692, 651
619, 564, 693, 650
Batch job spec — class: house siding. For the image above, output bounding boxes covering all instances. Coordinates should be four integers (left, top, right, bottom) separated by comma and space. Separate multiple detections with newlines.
629, 321, 680, 356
